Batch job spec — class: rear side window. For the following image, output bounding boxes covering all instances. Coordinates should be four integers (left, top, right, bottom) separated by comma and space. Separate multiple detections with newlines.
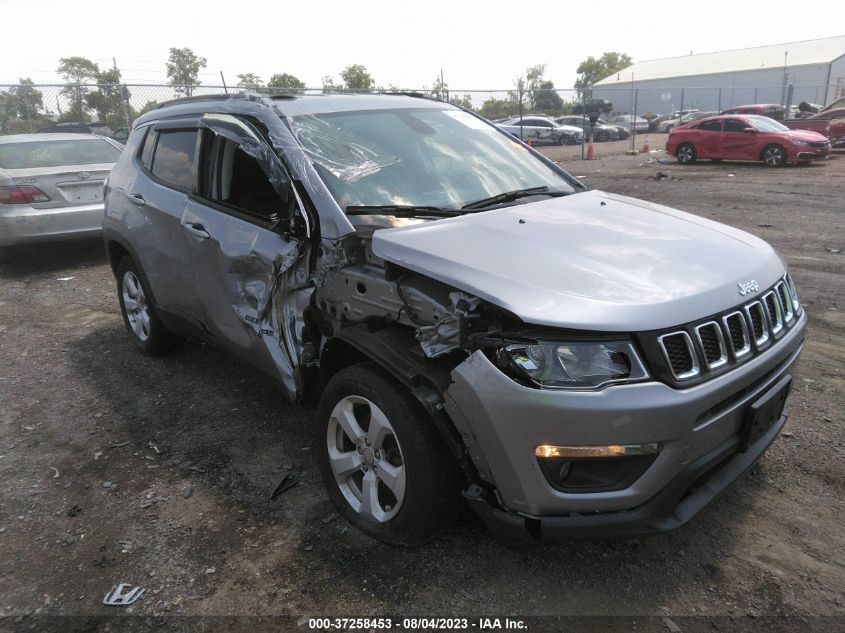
140, 129, 156, 169
698, 120, 722, 132
0, 139, 120, 169
150, 129, 197, 190
724, 119, 750, 132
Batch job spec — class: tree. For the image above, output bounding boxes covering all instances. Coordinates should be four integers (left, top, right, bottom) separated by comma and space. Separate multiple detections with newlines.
13, 79, 44, 120
478, 97, 519, 120
321, 75, 340, 94
267, 73, 306, 94
138, 100, 160, 117
431, 73, 449, 101
57, 56, 99, 121
340, 64, 375, 92
236, 73, 264, 91
533, 80, 564, 116
86, 68, 131, 129
166, 47, 207, 97
574, 52, 632, 100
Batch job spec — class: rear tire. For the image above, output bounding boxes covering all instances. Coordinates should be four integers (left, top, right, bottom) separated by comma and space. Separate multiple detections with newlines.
316, 363, 463, 546
762, 144, 787, 167
676, 143, 697, 164
116, 256, 184, 356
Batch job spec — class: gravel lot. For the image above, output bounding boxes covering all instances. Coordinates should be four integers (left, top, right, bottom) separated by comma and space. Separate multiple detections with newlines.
1, 139, 843, 631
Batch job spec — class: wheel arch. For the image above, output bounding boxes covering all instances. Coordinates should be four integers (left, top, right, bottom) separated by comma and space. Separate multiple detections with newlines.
306, 324, 466, 461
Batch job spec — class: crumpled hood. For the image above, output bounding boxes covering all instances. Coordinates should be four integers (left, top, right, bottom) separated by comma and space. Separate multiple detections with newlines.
371, 190, 786, 332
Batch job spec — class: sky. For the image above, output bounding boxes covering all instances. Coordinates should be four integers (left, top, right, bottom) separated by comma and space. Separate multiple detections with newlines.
1, 0, 844, 90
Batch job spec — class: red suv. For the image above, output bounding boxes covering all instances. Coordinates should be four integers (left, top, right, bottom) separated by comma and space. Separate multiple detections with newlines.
666, 115, 830, 166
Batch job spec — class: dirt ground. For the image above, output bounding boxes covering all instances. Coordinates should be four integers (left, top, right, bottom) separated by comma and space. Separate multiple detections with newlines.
0, 136, 843, 631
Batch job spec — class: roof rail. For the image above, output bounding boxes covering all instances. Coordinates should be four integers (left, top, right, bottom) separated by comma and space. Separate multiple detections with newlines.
153, 91, 295, 110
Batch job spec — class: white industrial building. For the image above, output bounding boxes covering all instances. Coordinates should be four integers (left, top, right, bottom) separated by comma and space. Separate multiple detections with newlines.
592, 35, 845, 116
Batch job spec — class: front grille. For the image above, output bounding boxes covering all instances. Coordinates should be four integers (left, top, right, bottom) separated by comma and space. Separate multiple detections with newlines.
695, 322, 727, 369
763, 291, 784, 335
776, 282, 794, 322
723, 311, 751, 358
658, 332, 699, 379
654, 274, 800, 385
809, 141, 829, 148
746, 301, 769, 344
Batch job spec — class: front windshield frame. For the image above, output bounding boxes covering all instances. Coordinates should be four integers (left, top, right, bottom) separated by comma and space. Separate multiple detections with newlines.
287, 106, 583, 214
746, 115, 789, 132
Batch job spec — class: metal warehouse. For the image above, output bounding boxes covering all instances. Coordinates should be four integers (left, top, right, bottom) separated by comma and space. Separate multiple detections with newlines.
592, 35, 845, 115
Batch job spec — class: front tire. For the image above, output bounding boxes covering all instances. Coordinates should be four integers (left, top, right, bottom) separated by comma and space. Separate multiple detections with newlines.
116, 256, 183, 356
316, 363, 463, 546
762, 144, 787, 167
676, 142, 697, 164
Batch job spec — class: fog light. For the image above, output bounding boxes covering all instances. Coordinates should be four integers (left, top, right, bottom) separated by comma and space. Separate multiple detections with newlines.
535, 443, 660, 458
535, 443, 661, 493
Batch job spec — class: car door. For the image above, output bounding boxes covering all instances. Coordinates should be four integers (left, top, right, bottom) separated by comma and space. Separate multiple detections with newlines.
126, 121, 203, 322
721, 118, 757, 161
693, 119, 723, 158
180, 113, 306, 395
521, 118, 549, 142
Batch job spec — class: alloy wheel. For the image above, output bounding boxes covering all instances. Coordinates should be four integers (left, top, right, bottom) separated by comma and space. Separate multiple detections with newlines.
678, 144, 695, 163
326, 395, 406, 522
122, 271, 151, 342
764, 146, 784, 166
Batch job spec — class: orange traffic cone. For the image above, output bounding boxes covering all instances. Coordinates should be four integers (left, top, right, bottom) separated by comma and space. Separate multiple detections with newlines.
640, 136, 651, 154
585, 141, 595, 160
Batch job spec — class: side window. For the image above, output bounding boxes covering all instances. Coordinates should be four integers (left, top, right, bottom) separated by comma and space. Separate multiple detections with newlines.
201, 134, 289, 224
698, 120, 723, 132
140, 128, 156, 169
724, 119, 750, 132
150, 129, 198, 191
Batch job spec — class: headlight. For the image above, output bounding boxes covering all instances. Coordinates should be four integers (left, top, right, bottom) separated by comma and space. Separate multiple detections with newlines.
791, 140, 810, 146
495, 339, 649, 390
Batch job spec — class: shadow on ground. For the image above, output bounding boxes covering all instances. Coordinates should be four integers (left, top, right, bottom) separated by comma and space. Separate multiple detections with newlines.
0, 238, 107, 279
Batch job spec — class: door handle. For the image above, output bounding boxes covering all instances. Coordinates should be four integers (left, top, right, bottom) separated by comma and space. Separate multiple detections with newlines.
184, 223, 210, 239
128, 192, 145, 206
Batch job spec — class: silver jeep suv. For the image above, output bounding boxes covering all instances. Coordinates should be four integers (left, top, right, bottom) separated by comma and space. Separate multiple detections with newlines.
103, 93, 806, 545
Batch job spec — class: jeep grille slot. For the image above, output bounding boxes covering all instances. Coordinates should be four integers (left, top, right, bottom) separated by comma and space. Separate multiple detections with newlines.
763, 291, 784, 335
745, 301, 769, 346
658, 332, 700, 380
776, 282, 794, 323
722, 311, 751, 359
695, 322, 728, 369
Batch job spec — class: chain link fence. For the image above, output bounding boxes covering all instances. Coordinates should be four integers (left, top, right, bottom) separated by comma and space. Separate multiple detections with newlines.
1, 82, 841, 138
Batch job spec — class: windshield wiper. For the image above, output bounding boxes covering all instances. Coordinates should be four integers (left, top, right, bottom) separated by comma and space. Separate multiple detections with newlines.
461, 186, 568, 211
346, 205, 460, 218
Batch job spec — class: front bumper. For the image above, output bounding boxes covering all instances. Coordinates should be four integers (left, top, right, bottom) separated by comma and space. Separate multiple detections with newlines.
443, 312, 806, 538
0, 202, 103, 246
795, 149, 829, 160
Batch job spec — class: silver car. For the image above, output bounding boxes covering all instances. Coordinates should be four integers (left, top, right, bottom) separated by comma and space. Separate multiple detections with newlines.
610, 114, 650, 133
104, 94, 805, 545
0, 133, 122, 245
497, 116, 584, 145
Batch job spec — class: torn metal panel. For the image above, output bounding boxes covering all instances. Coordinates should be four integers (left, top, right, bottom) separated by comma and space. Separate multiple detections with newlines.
416, 292, 481, 358
180, 197, 304, 398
